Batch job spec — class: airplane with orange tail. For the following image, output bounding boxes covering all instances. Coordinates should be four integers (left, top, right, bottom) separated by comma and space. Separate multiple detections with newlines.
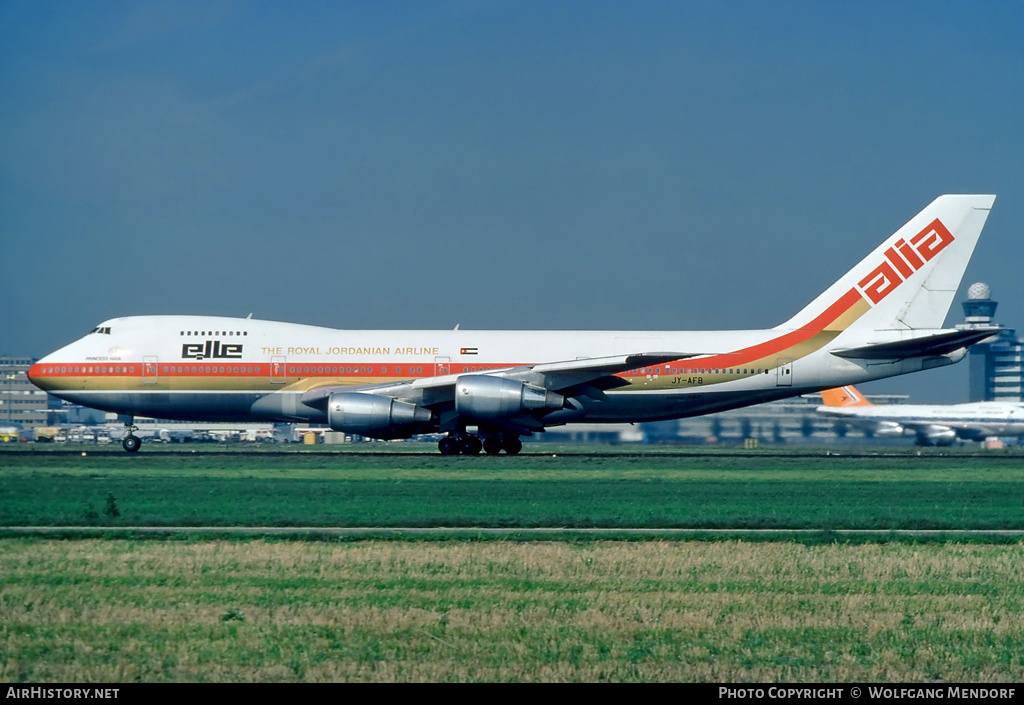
817, 384, 1024, 445
30, 195, 998, 454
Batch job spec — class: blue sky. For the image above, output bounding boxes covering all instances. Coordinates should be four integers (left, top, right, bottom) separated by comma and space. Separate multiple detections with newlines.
2, 0, 1022, 402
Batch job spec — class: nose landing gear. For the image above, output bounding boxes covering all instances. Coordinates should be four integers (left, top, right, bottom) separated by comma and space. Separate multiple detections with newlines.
121, 416, 141, 453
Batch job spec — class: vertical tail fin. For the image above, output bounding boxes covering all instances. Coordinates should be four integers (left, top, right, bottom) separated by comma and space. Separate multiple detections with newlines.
820, 385, 873, 408
777, 195, 995, 334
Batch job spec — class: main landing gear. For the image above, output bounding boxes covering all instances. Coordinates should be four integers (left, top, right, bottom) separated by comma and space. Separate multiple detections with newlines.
438, 433, 522, 456
121, 416, 142, 453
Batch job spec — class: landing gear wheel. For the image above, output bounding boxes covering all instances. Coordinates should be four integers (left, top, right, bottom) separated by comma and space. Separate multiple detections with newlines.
502, 436, 522, 455
483, 437, 503, 455
438, 437, 460, 456
460, 436, 482, 455
120, 416, 140, 453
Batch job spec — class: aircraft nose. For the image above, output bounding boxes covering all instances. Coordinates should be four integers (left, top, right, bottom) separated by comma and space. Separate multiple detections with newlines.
27, 361, 48, 389
27, 350, 62, 391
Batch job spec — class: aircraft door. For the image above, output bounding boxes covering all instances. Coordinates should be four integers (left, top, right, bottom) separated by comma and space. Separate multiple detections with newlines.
776, 358, 793, 387
271, 356, 287, 384
435, 356, 450, 377
143, 356, 158, 385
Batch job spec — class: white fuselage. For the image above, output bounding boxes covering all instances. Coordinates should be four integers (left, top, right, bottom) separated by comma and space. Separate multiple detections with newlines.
29, 314, 959, 428
819, 402, 1024, 440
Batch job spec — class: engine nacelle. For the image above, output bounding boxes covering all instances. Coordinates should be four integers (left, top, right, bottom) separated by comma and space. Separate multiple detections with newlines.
921, 426, 957, 445
874, 422, 905, 438
327, 393, 432, 439
455, 375, 565, 421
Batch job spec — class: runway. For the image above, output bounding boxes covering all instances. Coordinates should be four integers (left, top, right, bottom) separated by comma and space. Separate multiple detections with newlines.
4, 526, 1024, 538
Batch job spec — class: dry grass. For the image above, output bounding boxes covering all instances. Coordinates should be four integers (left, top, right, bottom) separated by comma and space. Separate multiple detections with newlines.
2, 540, 1023, 682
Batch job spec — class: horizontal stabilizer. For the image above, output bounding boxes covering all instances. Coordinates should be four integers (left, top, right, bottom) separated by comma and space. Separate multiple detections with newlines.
830, 327, 999, 360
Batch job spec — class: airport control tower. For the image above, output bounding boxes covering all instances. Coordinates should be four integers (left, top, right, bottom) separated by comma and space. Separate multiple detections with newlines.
956, 283, 1023, 401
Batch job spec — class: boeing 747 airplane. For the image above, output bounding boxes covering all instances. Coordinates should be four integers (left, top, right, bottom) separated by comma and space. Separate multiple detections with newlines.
817, 384, 1024, 445
30, 195, 997, 454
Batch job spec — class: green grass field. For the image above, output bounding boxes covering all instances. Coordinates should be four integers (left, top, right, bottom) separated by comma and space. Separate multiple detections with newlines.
2, 445, 1023, 682
2, 539, 1023, 682
1, 445, 1023, 530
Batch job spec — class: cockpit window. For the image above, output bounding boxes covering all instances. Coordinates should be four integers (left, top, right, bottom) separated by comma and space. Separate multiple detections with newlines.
88, 326, 112, 335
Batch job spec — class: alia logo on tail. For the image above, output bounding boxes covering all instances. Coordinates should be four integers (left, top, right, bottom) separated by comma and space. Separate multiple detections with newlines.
856, 218, 954, 305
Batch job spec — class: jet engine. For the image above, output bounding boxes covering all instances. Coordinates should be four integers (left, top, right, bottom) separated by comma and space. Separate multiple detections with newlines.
327, 393, 432, 438
873, 422, 905, 438
455, 375, 565, 421
920, 426, 957, 446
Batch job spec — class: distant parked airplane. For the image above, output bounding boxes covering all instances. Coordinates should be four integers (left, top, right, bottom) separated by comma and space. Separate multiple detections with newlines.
817, 384, 1024, 445
30, 195, 997, 454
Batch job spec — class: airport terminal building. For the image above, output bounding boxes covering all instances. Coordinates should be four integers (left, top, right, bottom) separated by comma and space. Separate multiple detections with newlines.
0, 356, 50, 431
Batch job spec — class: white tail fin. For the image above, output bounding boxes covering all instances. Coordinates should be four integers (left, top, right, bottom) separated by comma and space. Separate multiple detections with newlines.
778, 195, 995, 333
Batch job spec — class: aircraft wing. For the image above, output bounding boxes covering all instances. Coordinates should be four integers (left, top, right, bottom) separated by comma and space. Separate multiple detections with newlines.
901, 423, 959, 444
900, 420, 1003, 442
817, 408, 984, 444
526, 351, 706, 393
300, 351, 703, 410
816, 408, 906, 438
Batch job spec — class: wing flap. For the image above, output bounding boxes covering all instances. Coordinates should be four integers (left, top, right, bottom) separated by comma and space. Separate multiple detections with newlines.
528, 352, 704, 391
530, 352, 701, 375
